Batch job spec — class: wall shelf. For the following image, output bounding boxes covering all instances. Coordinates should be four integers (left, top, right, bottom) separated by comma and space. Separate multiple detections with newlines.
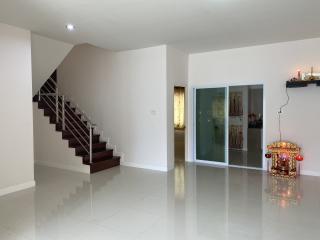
286, 80, 320, 88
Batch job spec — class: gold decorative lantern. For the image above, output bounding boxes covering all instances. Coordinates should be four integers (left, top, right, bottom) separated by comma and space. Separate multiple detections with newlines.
265, 141, 303, 178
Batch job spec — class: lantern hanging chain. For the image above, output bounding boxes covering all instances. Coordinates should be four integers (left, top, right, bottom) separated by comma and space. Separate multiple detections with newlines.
278, 87, 290, 141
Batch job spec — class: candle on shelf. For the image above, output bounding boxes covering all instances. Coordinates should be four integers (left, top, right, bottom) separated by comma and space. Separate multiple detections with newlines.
310, 66, 315, 80
297, 69, 301, 80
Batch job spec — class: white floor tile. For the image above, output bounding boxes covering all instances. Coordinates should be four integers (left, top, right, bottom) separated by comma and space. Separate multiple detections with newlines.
0, 164, 319, 240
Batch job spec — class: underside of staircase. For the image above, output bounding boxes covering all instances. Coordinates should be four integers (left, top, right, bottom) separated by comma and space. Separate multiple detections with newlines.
33, 74, 120, 174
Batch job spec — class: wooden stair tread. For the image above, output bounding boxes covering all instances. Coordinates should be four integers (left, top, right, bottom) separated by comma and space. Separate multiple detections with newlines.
83, 149, 114, 163
75, 142, 107, 156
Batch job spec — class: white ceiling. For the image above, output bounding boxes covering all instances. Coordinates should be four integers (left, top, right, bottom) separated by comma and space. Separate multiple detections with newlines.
1, 0, 320, 53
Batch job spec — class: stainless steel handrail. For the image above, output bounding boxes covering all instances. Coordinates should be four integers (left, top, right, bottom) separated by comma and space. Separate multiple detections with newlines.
40, 87, 90, 138
42, 83, 90, 131
48, 77, 94, 125
41, 95, 90, 144
41, 95, 89, 154
38, 77, 96, 163
41, 94, 90, 147
67, 97, 93, 125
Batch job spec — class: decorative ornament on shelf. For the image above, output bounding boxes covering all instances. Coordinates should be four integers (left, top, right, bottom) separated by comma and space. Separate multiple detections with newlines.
287, 66, 320, 88
297, 69, 302, 81
302, 66, 320, 81
289, 69, 302, 82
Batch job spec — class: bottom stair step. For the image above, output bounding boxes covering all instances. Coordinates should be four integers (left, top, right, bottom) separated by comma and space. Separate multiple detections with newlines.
89, 157, 120, 174
83, 149, 114, 163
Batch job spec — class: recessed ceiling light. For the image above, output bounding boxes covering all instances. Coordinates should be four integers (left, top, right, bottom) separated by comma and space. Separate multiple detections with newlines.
66, 24, 75, 31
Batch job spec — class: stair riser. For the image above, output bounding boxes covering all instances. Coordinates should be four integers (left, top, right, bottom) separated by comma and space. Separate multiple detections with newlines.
38, 99, 71, 112
90, 157, 120, 174
39, 101, 87, 130
62, 130, 91, 140
68, 136, 100, 147
76, 146, 106, 156
49, 116, 87, 126
83, 150, 114, 163
44, 109, 85, 124
56, 124, 88, 134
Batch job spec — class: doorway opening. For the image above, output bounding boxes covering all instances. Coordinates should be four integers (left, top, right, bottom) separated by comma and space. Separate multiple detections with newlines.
174, 86, 186, 166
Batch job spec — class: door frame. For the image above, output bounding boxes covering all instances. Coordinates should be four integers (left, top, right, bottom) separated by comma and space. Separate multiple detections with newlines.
193, 84, 229, 167
193, 83, 266, 171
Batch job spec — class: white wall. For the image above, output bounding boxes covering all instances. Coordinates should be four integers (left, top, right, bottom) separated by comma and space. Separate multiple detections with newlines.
31, 34, 73, 94
0, 23, 34, 196
167, 46, 189, 169
58, 44, 169, 171
189, 38, 320, 176
33, 104, 90, 173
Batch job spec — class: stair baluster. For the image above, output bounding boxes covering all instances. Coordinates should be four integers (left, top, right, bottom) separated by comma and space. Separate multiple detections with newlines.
62, 95, 66, 131
34, 77, 120, 173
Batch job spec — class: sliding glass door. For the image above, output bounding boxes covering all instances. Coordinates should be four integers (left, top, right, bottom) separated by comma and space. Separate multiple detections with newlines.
228, 85, 263, 168
196, 88, 227, 163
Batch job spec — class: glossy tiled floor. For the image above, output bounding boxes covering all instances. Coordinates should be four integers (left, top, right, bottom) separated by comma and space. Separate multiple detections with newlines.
1, 164, 320, 240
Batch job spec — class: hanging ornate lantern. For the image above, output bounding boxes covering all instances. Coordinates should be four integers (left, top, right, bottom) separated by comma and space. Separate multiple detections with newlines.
295, 155, 304, 161
266, 141, 302, 178
265, 153, 272, 159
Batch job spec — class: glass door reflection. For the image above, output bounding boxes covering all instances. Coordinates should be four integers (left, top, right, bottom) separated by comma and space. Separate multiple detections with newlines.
196, 88, 226, 163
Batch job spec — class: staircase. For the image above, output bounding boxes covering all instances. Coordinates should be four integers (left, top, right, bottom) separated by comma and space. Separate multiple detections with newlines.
33, 76, 120, 174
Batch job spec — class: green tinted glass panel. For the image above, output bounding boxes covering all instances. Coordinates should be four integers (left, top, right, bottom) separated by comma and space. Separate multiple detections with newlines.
196, 88, 226, 162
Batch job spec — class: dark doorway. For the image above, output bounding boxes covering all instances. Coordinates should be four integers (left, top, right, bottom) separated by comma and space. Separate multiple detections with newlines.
174, 86, 186, 165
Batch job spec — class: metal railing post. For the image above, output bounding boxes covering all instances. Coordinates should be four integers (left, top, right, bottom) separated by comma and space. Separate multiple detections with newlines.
89, 124, 93, 164
56, 88, 59, 123
62, 95, 65, 131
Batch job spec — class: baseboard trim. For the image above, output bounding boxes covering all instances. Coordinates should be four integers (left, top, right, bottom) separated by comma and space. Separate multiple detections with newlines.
121, 161, 168, 172
0, 181, 35, 197
301, 170, 320, 177
35, 161, 90, 174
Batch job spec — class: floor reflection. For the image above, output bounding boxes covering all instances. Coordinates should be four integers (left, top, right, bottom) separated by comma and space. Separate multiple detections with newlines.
174, 162, 185, 200
265, 176, 302, 208
0, 164, 319, 240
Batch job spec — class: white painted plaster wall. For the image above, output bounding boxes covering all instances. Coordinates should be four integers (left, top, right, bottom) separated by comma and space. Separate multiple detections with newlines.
31, 34, 73, 94
0, 23, 34, 196
58, 44, 168, 171
189, 38, 320, 176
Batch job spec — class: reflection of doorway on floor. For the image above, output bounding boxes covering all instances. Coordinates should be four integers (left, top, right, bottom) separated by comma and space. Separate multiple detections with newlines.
174, 86, 185, 165
175, 129, 185, 163
229, 85, 263, 168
